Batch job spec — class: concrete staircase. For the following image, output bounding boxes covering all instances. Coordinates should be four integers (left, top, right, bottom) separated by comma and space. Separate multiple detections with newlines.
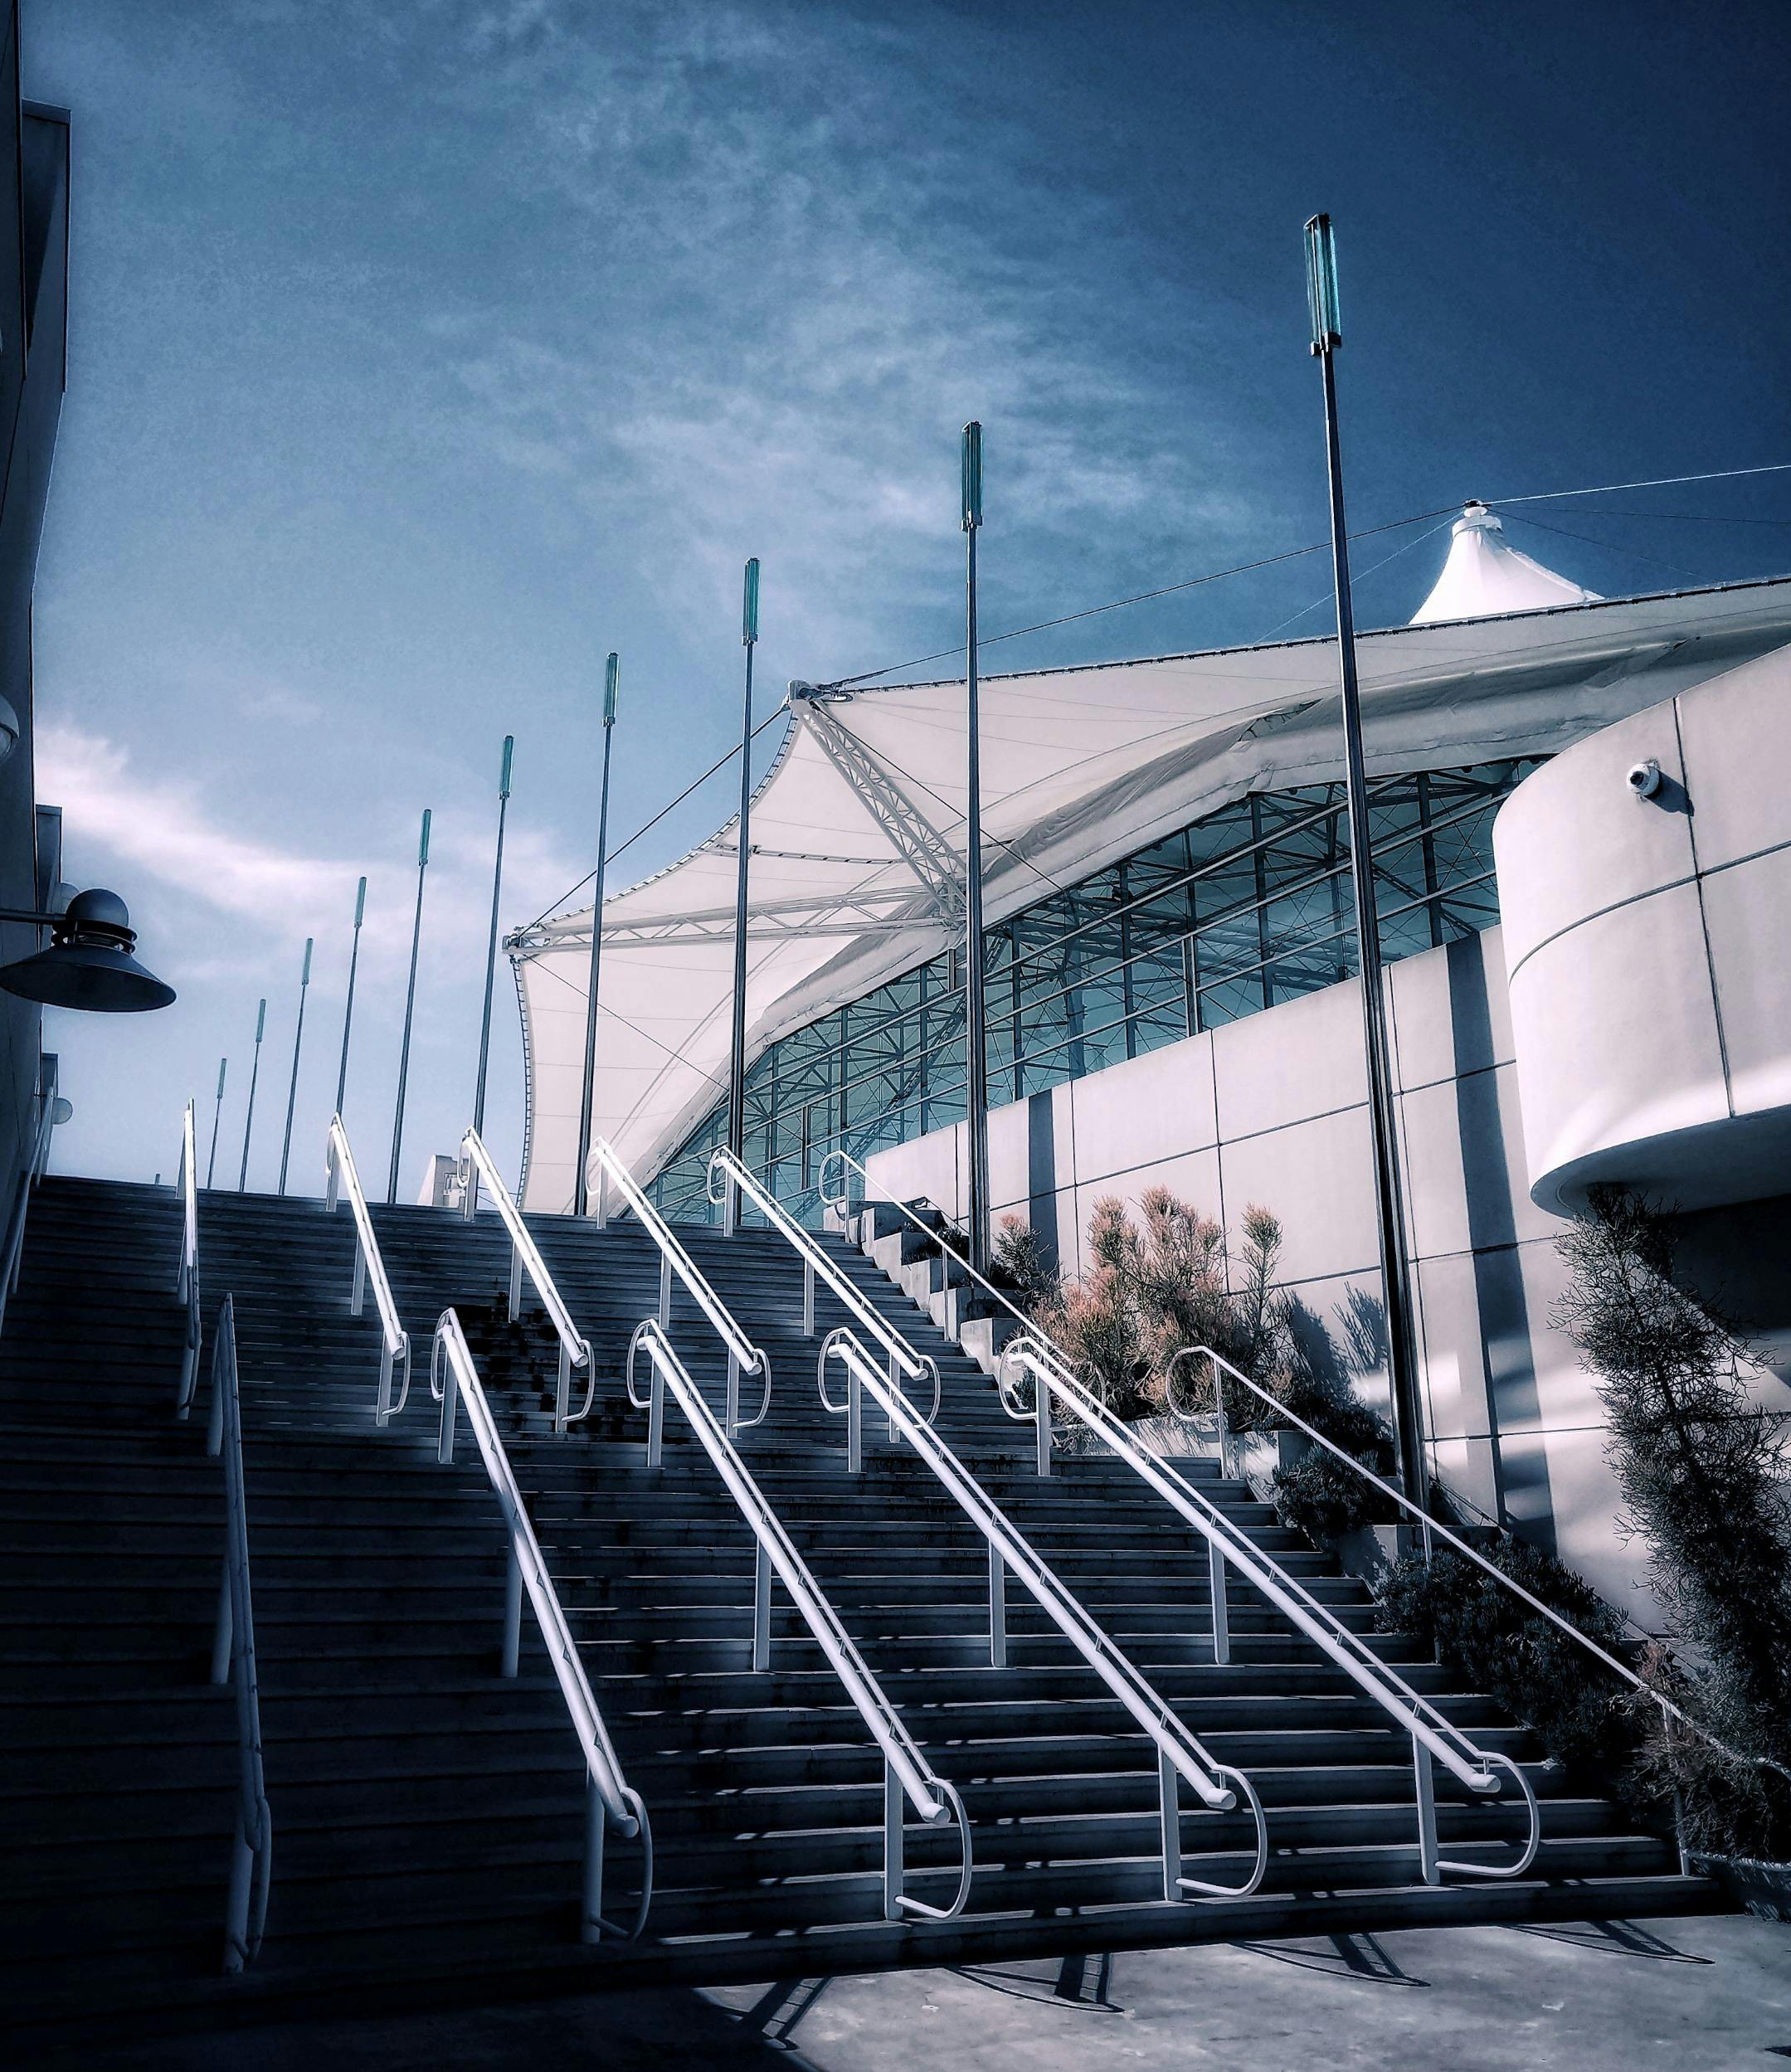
0, 1174, 1722, 2051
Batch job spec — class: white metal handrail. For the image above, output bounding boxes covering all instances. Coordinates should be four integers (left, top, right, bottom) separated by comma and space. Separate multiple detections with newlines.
325, 1115, 411, 1424
591, 1136, 771, 1435
174, 1097, 202, 1418
819, 1324, 1268, 1904
1166, 1341, 1786, 1789
626, 1317, 971, 1923
459, 1128, 595, 1433
203, 1294, 273, 1972
712, 1146, 931, 1385
0, 1058, 60, 1343
432, 1306, 651, 1941
1002, 1335, 1539, 1885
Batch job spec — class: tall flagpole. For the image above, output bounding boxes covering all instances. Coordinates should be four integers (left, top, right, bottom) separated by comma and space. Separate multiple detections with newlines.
334, 874, 367, 1118
1305, 212, 1426, 1508
573, 654, 619, 1218
276, 936, 313, 1196
725, 559, 759, 1235
387, 808, 431, 1205
469, 739, 514, 1217
961, 422, 991, 1273
237, 998, 265, 1192
473, 737, 514, 1139
205, 1056, 226, 1190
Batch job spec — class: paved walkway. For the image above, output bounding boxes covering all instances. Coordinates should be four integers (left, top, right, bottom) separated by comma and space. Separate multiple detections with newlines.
53, 1914, 1791, 2070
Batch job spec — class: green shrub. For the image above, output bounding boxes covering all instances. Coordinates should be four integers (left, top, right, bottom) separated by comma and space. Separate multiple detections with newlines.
1272, 1450, 1380, 1544
1554, 1185, 1791, 1767
1376, 1541, 1638, 1773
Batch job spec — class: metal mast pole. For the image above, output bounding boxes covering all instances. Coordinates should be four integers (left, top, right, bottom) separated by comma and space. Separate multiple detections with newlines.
334, 875, 367, 1118
206, 1056, 226, 1190
1305, 213, 1428, 1507
573, 654, 619, 1218
237, 999, 265, 1192
725, 558, 759, 1236
961, 422, 991, 1273
387, 808, 431, 1205
277, 936, 313, 1196
473, 737, 513, 1139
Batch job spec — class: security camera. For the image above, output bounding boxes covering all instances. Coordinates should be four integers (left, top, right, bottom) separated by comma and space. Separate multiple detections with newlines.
1627, 758, 1663, 800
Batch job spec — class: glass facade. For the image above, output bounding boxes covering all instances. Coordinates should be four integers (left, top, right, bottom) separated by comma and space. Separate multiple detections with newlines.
648, 758, 1542, 1224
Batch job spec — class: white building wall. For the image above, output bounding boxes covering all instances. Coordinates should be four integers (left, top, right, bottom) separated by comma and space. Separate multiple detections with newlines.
864, 923, 1791, 1634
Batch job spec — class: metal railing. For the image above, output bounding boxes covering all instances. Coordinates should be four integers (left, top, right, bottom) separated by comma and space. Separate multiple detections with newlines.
204, 1294, 273, 1972
432, 1306, 651, 1940
325, 1115, 411, 1423
174, 1097, 202, 1418
1167, 1340, 1787, 1839
625, 1317, 971, 1922
458, 1128, 595, 1434
705, 1150, 1267, 1900
1001, 1335, 1537, 1887
817, 1151, 1539, 1887
711, 1146, 929, 1385
819, 1325, 1267, 1902
592, 1137, 771, 1435
0, 1056, 60, 1344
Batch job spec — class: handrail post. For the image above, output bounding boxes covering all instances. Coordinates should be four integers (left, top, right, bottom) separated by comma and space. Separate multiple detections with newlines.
554, 1340, 572, 1435
508, 1240, 523, 1321
1036, 1374, 1052, 1477
377, 1340, 395, 1426
1158, 1749, 1182, 1904
646, 1364, 664, 1466
1414, 1735, 1442, 1885
727, 1350, 741, 1438
847, 1368, 862, 1475
752, 1541, 772, 1672
581, 1780, 607, 1945
658, 1252, 671, 1330
1210, 1352, 1230, 1479
350, 1236, 366, 1318
883, 1762, 904, 1923
210, 1559, 232, 1685
594, 1168, 608, 1230
989, 1542, 1007, 1668
438, 1345, 458, 1464
1209, 1539, 1230, 1666
501, 1543, 523, 1678
885, 1347, 901, 1443
802, 1257, 815, 1338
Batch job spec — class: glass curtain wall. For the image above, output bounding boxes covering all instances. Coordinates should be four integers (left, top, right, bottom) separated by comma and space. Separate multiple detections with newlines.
649, 758, 1541, 1224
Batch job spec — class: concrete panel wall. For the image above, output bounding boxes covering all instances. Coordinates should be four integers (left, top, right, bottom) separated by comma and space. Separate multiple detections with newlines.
1495, 642, 1791, 1214
866, 920, 1791, 1632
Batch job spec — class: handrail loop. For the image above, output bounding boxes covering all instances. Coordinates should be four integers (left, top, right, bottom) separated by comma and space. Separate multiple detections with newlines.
589, 1136, 771, 1435
821, 1148, 1540, 1885
174, 1096, 202, 1418
817, 1327, 941, 1453
325, 1115, 412, 1423
628, 1318, 971, 1922
712, 1146, 929, 1384
818, 1325, 1267, 1903
459, 1128, 596, 1434
433, 1309, 652, 1940
1166, 1340, 1772, 1816
1002, 1335, 1540, 1885
204, 1294, 274, 1971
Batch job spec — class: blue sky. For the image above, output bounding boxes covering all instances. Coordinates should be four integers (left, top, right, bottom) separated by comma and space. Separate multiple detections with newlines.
24, 0, 1791, 1194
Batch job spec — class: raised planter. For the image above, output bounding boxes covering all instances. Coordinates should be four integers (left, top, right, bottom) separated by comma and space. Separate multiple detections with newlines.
1691, 1853, 1791, 1921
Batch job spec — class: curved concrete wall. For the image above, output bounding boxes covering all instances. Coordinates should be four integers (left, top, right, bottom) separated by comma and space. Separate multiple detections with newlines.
1494, 642, 1791, 1214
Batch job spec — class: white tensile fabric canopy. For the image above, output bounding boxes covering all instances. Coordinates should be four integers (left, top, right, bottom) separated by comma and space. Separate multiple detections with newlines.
511, 572, 1791, 1212
1409, 503, 1600, 624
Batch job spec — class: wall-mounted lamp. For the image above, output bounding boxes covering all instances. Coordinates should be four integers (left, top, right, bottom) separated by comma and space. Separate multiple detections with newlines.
0, 888, 176, 1011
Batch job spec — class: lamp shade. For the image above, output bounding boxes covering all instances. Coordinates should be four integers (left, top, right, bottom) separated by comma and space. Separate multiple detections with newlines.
0, 888, 176, 1012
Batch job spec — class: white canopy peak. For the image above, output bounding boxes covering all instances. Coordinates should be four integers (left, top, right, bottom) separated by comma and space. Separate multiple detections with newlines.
1409, 501, 1600, 626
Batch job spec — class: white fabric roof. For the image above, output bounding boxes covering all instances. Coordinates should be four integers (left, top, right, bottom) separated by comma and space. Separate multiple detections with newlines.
512, 573, 1791, 1211
1410, 503, 1599, 624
